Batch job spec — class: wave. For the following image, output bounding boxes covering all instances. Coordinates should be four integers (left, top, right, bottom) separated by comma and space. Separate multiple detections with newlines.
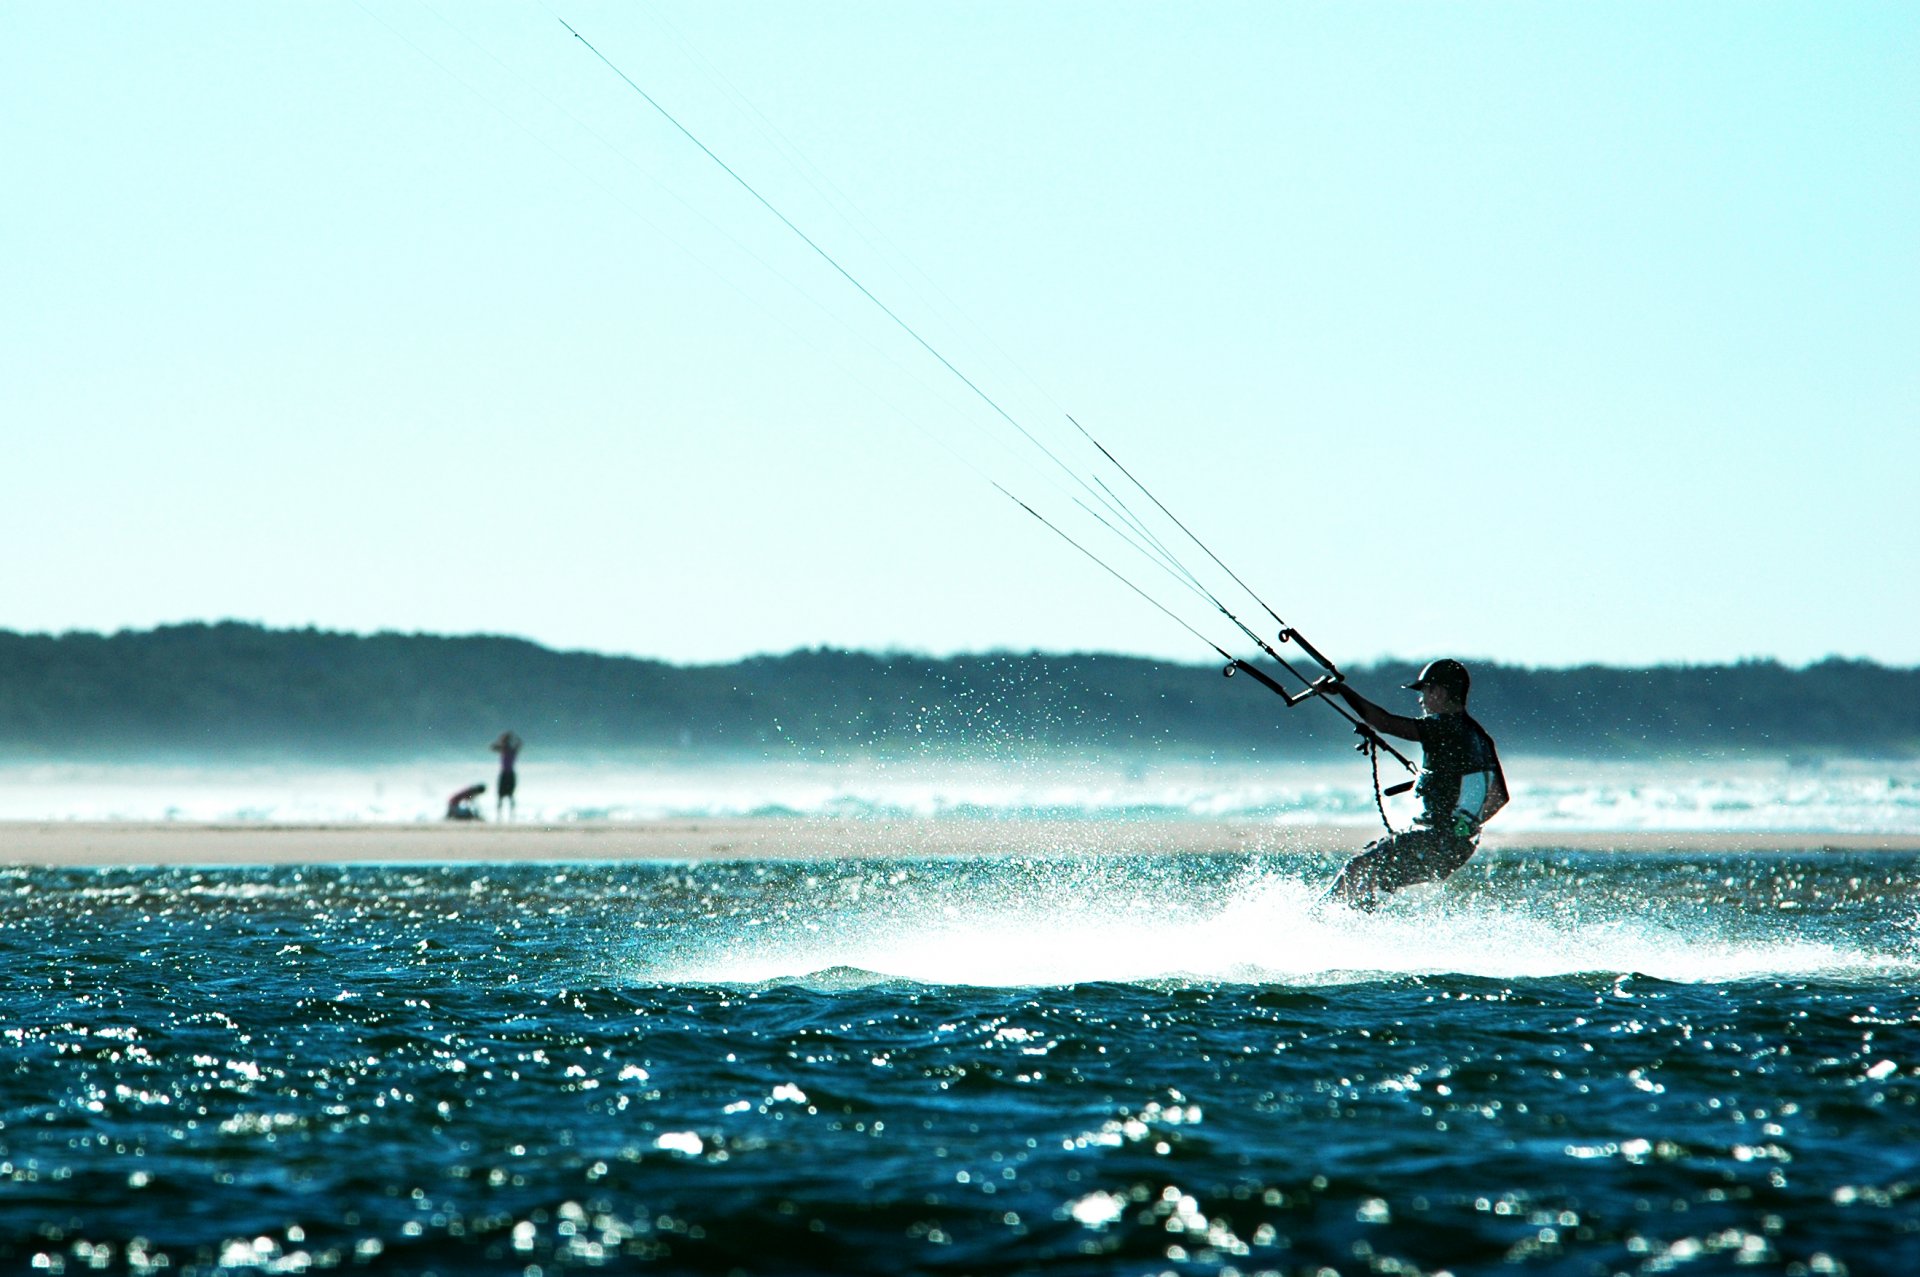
623, 853, 1920, 990
5, 757, 1918, 832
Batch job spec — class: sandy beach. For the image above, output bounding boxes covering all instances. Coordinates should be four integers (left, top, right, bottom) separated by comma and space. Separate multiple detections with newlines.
2, 819, 1916, 867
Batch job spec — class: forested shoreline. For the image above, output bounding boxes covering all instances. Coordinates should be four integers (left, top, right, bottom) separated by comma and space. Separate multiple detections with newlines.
0, 623, 1913, 762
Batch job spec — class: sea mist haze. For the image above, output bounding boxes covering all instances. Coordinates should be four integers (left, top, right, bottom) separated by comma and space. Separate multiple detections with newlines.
2, 756, 1917, 834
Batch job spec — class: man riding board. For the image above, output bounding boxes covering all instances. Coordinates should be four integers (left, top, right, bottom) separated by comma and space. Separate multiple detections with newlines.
1323, 658, 1508, 910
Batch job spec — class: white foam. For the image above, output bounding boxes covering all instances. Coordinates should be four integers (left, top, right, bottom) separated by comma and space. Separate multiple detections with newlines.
639, 867, 1920, 989
2, 756, 1914, 831
1220, 875, 1907, 985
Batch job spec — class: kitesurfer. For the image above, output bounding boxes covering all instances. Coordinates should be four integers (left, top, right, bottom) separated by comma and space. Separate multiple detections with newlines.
1323, 659, 1508, 911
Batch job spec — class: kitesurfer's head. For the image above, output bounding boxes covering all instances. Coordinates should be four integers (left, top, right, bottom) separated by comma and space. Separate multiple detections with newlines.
1406, 658, 1470, 712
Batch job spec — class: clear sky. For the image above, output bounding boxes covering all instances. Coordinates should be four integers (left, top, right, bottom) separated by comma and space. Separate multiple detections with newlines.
5, 2, 1915, 669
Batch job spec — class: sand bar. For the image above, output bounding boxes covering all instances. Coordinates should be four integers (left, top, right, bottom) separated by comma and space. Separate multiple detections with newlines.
2, 820, 1917, 867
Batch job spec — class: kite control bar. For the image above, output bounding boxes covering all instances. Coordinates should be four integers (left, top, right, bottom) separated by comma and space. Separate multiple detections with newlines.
1276, 627, 1341, 680
1223, 630, 1420, 790
1223, 659, 1341, 708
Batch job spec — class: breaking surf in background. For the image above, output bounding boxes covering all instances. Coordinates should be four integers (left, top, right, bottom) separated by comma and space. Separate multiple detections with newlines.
2, 756, 1917, 833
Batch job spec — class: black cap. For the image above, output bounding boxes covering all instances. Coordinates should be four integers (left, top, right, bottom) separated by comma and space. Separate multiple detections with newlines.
1405, 658, 1470, 697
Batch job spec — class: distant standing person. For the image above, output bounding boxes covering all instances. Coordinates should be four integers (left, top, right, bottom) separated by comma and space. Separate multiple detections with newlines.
1323, 659, 1508, 911
491, 731, 522, 821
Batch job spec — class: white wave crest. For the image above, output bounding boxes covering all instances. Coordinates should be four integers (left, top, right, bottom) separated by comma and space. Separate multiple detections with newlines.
3, 757, 1916, 832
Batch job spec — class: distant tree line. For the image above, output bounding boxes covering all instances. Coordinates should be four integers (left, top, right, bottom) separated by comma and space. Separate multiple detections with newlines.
0, 622, 1913, 761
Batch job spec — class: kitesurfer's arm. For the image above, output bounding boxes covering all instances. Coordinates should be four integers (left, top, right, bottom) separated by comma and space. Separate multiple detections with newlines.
1328, 683, 1422, 740
1479, 742, 1510, 824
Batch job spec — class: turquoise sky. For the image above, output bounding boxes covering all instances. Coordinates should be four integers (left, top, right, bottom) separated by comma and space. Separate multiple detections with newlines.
5, 2, 1915, 668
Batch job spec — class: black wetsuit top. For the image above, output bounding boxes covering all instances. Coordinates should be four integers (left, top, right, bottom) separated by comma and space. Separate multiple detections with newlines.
1413, 711, 1506, 830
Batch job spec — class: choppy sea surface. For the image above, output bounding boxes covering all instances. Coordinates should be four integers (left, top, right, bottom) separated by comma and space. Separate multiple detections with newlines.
3, 757, 1917, 832
5, 848, 1920, 1275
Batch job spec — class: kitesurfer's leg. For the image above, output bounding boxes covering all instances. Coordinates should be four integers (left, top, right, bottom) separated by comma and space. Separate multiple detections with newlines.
1412, 831, 1478, 888
1325, 839, 1392, 912
1326, 829, 1478, 911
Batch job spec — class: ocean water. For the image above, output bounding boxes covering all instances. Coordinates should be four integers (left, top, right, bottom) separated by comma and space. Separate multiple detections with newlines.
4, 848, 1919, 1275
3, 757, 1918, 832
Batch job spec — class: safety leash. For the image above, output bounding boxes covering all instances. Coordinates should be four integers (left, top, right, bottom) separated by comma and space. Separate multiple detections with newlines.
1364, 732, 1398, 836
